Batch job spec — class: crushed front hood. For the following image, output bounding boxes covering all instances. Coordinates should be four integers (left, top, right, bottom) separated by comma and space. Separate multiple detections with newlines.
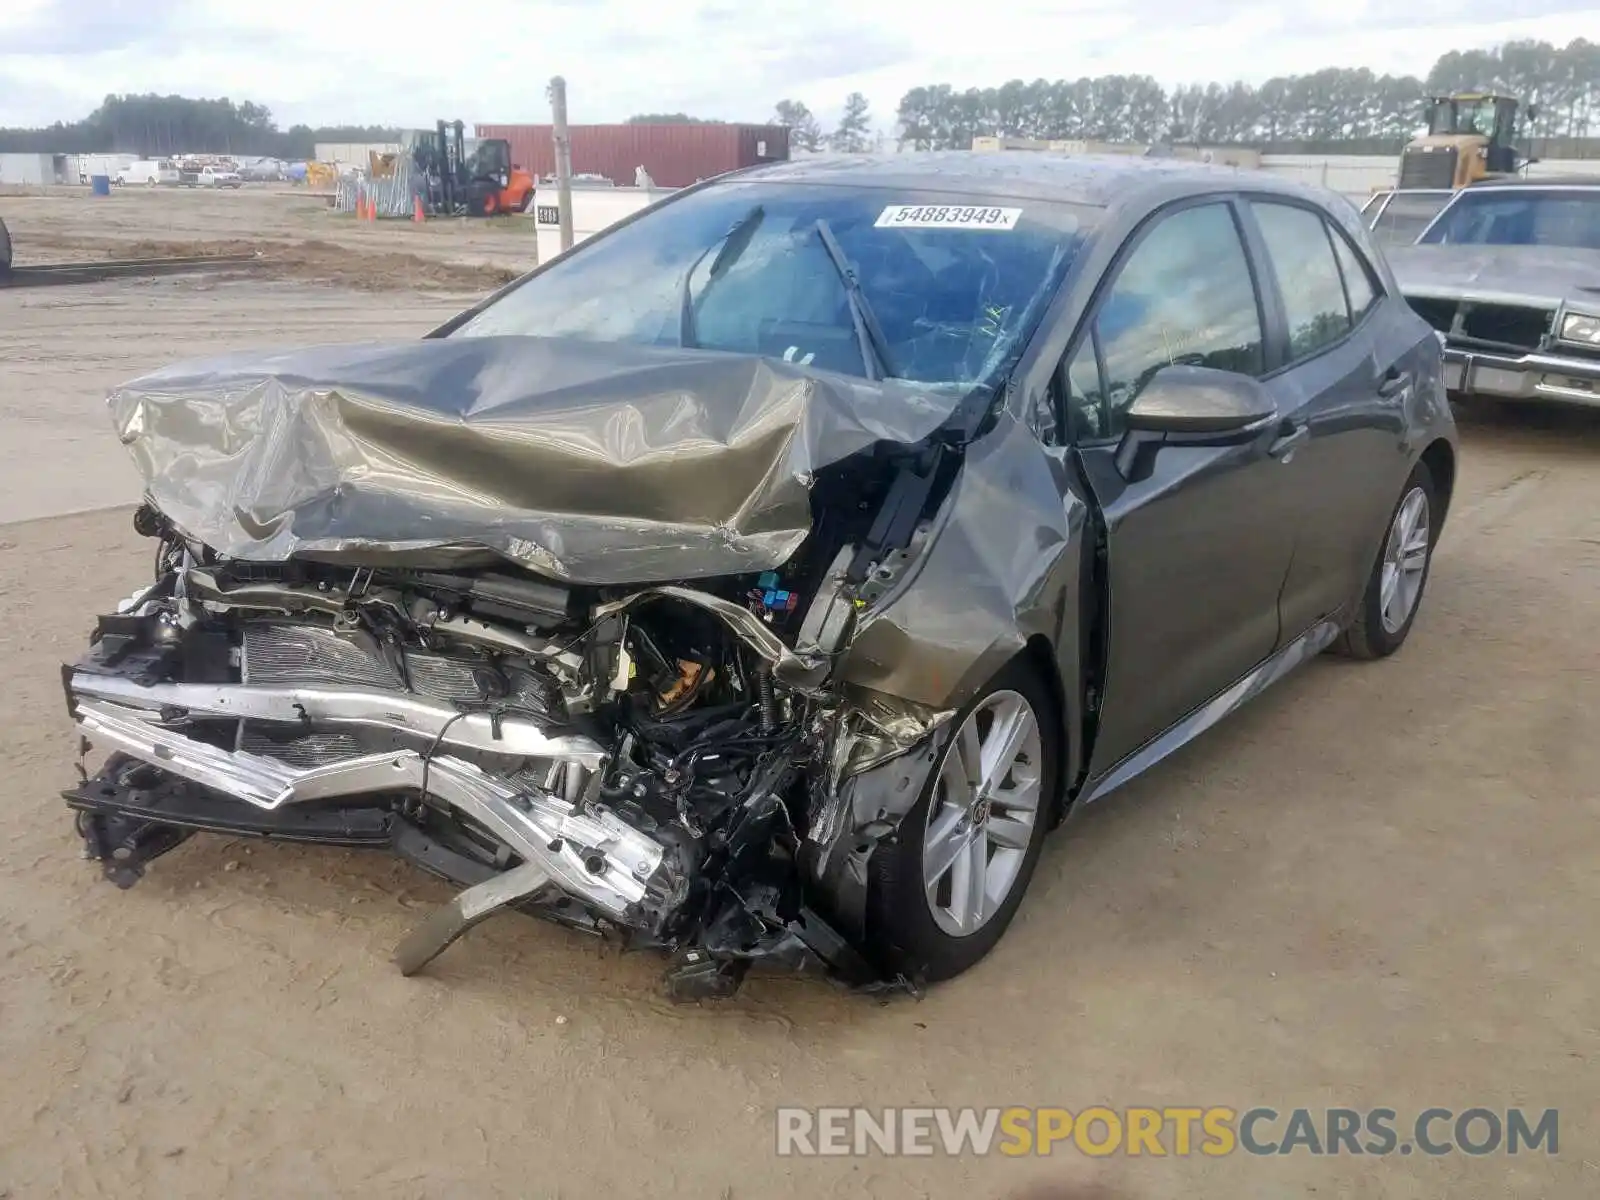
111, 335, 966, 584
1388, 244, 1600, 309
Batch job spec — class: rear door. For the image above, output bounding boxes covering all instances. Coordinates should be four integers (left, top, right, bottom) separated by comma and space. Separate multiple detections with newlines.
1066, 198, 1301, 775
1240, 197, 1416, 640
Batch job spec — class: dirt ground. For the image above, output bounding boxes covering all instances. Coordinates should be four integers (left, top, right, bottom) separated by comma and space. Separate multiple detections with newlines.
2, 185, 538, 291
2, 188, 1598, 1199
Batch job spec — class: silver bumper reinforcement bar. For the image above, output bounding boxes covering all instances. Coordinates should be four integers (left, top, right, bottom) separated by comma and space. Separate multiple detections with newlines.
70, 685, 672, 974
68, 672, 607, 767
1443, 346, 1600, 406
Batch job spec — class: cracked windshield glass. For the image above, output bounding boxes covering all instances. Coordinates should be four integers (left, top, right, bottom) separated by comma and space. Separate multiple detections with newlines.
453, 182, 1090, 385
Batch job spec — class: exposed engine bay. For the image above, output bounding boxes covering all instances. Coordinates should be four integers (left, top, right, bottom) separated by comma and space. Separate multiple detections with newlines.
63, 479, 947, 998
59, 331, 1069, 999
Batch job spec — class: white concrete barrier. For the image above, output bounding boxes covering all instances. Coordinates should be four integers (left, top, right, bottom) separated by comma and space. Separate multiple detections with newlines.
1260, 154, 1598, 197
532, 186, 672, 264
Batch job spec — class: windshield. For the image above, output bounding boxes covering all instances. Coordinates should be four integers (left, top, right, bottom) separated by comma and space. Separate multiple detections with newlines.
469, 138, 509, 177
451, 181, 1091, 385
1429, 97, 1501, 137
1369, 191, 1453, 246
1419, 189, 1600, 251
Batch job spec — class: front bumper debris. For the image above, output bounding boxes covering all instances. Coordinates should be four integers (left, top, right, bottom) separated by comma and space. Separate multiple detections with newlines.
66, 684, 668, 921
62, 662, 898, 999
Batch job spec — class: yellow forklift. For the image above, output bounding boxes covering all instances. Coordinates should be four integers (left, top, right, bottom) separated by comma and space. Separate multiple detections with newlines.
1398, 92, 1535, 190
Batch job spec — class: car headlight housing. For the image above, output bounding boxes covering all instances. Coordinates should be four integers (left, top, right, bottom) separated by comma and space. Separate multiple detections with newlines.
1558, 311, 1600, 345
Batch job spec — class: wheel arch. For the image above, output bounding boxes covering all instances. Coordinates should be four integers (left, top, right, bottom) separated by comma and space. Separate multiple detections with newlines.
1419, 437, 1456, 530
1019, 634, 1072, 826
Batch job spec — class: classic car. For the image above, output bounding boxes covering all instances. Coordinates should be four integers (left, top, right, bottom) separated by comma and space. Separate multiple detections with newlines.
1387, 178, 1600, 407
62, 155, 1457, 997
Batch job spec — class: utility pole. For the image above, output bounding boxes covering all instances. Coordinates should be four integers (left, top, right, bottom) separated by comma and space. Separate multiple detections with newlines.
548, 76, 575, 253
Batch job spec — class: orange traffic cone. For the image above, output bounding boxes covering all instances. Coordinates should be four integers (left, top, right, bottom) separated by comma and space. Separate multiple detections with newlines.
412, 194, 425, 223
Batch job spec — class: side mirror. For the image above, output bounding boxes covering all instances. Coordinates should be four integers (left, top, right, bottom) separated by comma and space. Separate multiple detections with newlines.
1114, 364, 1277, 479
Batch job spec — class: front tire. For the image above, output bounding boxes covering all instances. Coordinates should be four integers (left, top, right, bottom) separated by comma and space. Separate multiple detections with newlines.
1334, 461, 1437, 659
865, 659, 1059, 982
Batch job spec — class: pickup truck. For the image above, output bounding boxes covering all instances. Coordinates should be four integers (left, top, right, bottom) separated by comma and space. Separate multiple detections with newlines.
179, 166, 243, 189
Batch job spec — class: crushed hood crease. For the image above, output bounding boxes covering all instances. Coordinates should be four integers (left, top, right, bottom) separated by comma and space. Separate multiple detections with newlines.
111, 335, 966, 584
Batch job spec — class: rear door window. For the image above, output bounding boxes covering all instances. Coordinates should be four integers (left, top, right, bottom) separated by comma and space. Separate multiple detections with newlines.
1251, 201, 1352, 362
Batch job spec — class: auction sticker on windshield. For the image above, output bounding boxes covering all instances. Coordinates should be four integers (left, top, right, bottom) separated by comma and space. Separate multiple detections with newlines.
875, 205, 1022, 230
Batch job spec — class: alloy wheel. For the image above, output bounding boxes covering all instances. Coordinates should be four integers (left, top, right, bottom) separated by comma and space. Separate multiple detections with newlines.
1380, 485, 1431, 634
921, 689, 1044, 937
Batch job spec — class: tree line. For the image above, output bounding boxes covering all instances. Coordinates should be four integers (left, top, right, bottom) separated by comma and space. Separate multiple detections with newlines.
0, 93, 397, 159
756, 37, 1600, 155
624, 99, 870, 152
890, 38, 1599, 152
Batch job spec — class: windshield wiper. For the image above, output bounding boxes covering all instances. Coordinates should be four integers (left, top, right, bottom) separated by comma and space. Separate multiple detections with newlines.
813, 218, 896, 381
680, 204, 764, 348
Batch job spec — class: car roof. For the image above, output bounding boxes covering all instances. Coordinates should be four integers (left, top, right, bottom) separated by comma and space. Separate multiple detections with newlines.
1463, 176, 1600, 190
733, 151, 1329, 208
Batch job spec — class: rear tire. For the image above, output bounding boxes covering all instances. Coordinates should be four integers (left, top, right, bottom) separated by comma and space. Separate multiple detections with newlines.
865, 659, 1059, 982
1334, 461, 1437, 659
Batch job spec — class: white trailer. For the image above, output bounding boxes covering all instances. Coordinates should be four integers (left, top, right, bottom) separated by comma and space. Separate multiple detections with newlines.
75, 153, 135, 183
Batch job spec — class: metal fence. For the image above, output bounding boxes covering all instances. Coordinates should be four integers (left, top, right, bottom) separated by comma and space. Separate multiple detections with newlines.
333, 157, 421, 218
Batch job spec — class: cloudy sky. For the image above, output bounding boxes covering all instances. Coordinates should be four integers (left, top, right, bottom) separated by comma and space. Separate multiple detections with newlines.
3, 0, 1597, 132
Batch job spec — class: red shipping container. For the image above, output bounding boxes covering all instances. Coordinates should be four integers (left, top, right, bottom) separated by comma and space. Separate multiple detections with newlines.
474, 123, 789, 188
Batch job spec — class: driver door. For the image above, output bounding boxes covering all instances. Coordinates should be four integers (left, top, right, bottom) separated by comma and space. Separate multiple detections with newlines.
1067, 199, 1300, 778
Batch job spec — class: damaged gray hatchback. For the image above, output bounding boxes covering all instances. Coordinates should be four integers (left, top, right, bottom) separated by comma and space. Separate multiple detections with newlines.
63, 155, 1458, 997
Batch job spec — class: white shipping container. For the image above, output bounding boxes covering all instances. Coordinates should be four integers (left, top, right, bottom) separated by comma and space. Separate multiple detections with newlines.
532, 186, 671, 266
313, 142, 403, 167
0, 152, 55, 186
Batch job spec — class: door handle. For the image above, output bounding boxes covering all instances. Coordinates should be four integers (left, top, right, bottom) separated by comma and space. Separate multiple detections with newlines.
1268, 422, 1309, 460
1377, 369, 1410, 400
